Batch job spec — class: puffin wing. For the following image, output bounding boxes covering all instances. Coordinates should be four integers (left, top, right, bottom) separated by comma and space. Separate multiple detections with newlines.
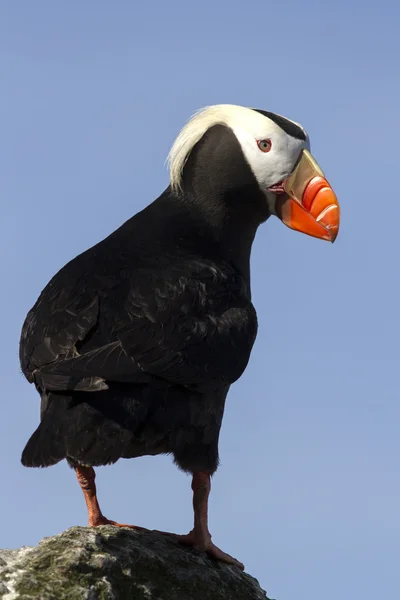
19, 267, 148, 393
31, 340, 151, 392
20, 260, 257, 394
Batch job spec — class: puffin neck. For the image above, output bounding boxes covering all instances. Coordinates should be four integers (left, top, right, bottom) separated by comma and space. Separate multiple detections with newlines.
177, 124, 270, 280
177, 187, 260, 282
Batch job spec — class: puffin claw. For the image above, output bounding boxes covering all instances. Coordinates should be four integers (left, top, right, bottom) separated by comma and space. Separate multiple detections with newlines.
154, 528, 244, 570
89, 515, 147, 530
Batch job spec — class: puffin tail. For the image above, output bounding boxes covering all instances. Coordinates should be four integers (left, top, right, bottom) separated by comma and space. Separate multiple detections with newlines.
21, 393, 69, 468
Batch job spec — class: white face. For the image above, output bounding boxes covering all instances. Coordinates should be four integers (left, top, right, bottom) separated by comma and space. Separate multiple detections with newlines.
229, 111, 310, 211
169, 105, 311, 206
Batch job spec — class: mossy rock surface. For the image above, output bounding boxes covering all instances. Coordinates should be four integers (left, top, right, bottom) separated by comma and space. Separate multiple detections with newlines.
0, 527, 271, 599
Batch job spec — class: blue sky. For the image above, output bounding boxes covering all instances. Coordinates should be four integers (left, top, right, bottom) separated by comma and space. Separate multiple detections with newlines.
1, 1, 399, 598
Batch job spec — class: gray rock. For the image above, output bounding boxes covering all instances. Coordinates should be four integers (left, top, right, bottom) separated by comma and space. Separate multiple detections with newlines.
0, 527, 272, 600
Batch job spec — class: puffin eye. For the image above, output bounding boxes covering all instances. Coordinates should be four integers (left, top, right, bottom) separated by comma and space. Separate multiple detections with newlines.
257, 139, 272, 153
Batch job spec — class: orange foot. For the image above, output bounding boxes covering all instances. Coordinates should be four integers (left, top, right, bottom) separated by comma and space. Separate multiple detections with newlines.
89, 515, 147, 530
156, 528, 244, 570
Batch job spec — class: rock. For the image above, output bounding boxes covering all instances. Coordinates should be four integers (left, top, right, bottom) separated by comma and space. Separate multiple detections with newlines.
0, 527, 271, 599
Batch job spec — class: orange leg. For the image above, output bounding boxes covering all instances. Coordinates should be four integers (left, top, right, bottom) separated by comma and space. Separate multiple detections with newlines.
75, 465, 145, 530
157, 472, 244, 570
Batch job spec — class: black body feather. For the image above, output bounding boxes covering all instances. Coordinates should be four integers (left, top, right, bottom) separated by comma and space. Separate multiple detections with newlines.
20, 125, 268, 474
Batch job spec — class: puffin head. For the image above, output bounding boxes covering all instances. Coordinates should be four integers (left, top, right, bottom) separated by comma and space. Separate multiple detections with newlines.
168, 104, 340, 243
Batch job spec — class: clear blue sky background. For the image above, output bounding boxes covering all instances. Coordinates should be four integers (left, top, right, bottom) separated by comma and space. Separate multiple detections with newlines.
1, 1, 399, 598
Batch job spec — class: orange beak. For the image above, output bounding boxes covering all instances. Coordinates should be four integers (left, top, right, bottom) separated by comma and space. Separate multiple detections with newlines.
277, 150, 340, 243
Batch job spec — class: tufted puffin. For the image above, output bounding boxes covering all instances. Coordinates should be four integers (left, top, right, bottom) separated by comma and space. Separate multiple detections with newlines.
20, 104, 340, 569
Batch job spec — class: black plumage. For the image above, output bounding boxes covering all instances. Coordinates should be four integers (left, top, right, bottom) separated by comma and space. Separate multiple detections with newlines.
20, 125, 264, 475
